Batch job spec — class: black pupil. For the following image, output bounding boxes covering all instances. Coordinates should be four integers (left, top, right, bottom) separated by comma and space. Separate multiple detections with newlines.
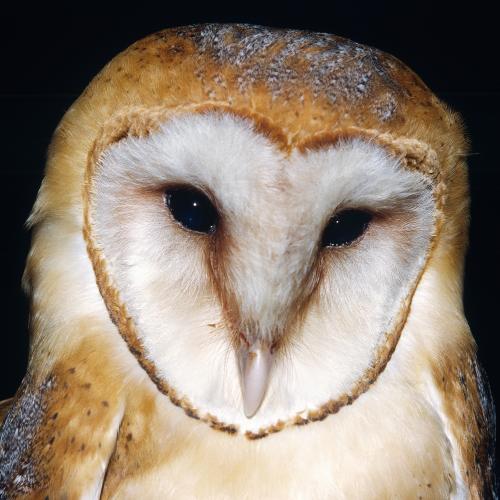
321, 209, 372, 248
165, 187, 218, 234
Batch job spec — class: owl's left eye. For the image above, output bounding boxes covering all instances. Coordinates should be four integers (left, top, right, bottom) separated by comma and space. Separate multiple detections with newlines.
164, 187, 218, 234
321, 209, 372, 248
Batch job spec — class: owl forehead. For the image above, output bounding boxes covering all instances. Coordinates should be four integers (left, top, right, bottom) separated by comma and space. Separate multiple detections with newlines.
94, 23, 450, 142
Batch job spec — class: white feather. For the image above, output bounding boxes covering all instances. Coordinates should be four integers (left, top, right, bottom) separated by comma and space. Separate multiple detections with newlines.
91, 112, 436, 433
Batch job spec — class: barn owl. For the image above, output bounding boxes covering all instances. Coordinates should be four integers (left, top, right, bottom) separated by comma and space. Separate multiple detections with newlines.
0, 23, 496, 499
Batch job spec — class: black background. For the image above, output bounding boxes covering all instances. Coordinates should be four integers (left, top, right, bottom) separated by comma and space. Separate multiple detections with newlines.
1, 0, 498, 462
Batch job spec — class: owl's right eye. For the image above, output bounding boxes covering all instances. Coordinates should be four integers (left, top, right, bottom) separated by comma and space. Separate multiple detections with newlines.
164, 187, 218, 234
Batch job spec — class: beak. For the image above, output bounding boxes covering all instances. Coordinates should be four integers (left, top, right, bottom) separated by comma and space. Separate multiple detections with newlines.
238, 339, 274, 418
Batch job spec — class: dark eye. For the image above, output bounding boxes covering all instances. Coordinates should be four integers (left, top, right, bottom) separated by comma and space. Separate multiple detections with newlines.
321, 209, 372, 248
165, 186, 218, 234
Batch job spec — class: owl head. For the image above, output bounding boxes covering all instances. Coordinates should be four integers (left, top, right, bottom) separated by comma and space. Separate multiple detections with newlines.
25, 24, 469, 438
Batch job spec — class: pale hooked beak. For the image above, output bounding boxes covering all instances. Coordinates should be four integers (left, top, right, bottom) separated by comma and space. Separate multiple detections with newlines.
238, 339, 274, 418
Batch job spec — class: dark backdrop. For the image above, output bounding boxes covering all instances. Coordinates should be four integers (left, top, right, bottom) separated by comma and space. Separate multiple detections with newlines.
1, 0, 498, 455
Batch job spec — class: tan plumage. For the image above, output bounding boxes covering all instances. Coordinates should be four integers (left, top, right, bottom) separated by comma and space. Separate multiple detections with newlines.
0, 24, 495, 498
